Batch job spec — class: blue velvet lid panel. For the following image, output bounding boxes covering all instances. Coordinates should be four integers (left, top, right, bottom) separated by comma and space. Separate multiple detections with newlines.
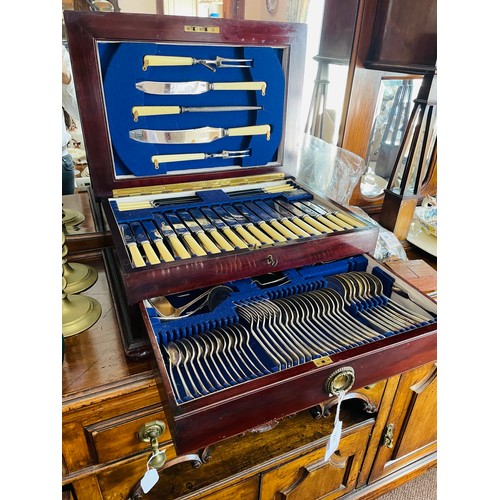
97, 41, 285, 178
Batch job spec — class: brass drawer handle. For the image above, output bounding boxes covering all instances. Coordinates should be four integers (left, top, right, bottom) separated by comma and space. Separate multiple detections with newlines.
324, 366, 355, 396
138, 420, 167, 469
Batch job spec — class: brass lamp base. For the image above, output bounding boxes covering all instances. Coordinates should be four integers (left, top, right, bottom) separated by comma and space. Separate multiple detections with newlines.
62, 293, 102, 338
62, 207, 85, 229
63, 261, 98, 294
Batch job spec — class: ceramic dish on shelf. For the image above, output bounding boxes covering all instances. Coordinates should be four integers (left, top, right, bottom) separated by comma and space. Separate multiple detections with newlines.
414, 206, 437, 237
406, 219, 437, 257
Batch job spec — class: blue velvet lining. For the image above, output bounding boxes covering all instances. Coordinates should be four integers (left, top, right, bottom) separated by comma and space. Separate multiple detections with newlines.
146, 256, 435, 403
97, 41, 285, 177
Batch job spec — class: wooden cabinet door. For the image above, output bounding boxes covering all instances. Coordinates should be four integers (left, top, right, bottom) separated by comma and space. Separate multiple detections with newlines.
260, 421, 372, 500
369, 363, 437, 483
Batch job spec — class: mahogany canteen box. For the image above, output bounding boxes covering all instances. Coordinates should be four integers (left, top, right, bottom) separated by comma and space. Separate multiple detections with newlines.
64, 11, 437, 455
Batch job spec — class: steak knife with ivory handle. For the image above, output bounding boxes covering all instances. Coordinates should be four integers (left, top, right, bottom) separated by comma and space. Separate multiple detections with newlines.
119, 223, 146, 268
136, 80, 267, 96
152, 213, 191, 260
129, 124, 271, 144
141, 220, 175, 262
132, 105, 261, 121
188, 208, 235, 252
130, 221, 161, 265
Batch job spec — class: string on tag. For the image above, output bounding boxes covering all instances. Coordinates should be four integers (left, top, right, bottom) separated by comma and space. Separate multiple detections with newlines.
324, 389, 346, 462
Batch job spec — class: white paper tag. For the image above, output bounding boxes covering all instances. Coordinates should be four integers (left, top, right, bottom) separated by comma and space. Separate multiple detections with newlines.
324, 420, 342, 462
140, 467, 159, 494
324, 390, 346, 462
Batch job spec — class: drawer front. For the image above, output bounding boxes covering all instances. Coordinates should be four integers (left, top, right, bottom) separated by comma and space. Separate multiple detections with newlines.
85, 405, 175, 464
260, 421, 373, 500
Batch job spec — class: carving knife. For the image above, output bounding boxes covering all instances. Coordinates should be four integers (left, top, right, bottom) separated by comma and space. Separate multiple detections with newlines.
132, 105, 262, 121
141, 220, 175, 262
119, 223, 146, 268
188, 208, 234, 252
136, 80, 267, 96
175, 209, 221, 254
211, 206, 262, 248
129, 124, 271, 144
200, 207, 249, 250
152, 213, 191, 260
269, 199, 334, 234
130, 221, 161, 265
162, 212, 207, 257
232, 202, 286, 243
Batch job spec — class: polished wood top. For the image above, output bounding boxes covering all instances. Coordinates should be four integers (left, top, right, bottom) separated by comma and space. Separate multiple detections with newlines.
62, 251, 153, 404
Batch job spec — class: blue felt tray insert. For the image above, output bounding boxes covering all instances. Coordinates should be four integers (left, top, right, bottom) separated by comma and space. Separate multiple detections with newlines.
97, 41, 285, 177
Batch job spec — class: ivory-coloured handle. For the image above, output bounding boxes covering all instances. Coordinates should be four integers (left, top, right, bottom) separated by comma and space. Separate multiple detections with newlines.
317, 215, 344, 231
222, 228, 248, 249
281, 219, 309, 238
247, 224, 274, 245
197, 233, 221, 254
133, 106, 181, 121
325, 213, 352, 229
226, 124, 270, 140
168, 236, 191, 260
212, 81, 267, 95
152, 153, 206, 168
235, 226, 261, 248
270, 220, 299, 240
303, 215, 333, 234
210, 230, 234, 252
258, 222, 287, 243
293, 218, 322, 236
155, 241, 175, 262
143, 55, 193, 70
183, 234, 207, 257
335, 211, 365, 228
142, 242, 161, 265
128, 244, 146, 268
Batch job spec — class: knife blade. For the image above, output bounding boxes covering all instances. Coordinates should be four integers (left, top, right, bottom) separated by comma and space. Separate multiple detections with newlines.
188, 208, 234, 252
211, 206, 262, 248
176, 209, 221, 255
141, 220, 175, 262
162, 212, 207, 257
132, 105, 262, 121
232, 202, 286, 243
152, 213, 191, 260
130, 221, 161, 265
136, 80, 267, 96
270, 199, 334, 234
119, 223, 146, 268
221, 204, 273, 246
129, 124, 271, 144
200, 207, 248, 250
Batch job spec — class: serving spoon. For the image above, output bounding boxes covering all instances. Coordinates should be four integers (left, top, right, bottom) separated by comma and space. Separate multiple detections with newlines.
149, 285, 232, 320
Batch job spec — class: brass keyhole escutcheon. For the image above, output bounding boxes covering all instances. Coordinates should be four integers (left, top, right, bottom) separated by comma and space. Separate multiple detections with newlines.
267, 255, 278, 267
324, 366, 355, 396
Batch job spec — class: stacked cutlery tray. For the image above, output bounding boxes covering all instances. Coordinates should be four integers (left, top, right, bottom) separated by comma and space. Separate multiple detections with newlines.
145, 255, 437, 405
65, 12, 437, 454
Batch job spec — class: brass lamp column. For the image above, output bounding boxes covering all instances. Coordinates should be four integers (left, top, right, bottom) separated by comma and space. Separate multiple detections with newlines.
378, 73, 437, 240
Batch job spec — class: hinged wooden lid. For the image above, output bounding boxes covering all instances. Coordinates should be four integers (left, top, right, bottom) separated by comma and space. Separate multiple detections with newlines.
64, 11, 307, 199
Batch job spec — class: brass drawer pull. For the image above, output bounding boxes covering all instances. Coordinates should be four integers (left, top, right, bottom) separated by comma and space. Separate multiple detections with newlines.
138, 420, 167, 469
324, 366, 355, 396
383, 423, 394, 449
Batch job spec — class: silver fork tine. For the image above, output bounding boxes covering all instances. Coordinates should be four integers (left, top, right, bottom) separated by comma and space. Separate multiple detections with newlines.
215, 56, 253, 67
